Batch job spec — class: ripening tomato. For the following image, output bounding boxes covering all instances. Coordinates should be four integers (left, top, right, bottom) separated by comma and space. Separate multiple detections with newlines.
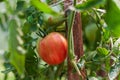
37, 32, 67, 65
43, 13, 65, 28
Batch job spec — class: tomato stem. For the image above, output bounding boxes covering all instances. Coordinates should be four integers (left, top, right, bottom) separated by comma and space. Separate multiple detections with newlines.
67, 11, 76, 59
66, 0, 84, 79
71, 60, 83, 79
67, 4, 83, 79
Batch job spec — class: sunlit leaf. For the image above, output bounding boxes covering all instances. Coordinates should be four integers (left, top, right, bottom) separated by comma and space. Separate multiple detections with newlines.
75, 0, 106, 10
97, 47, 109, 56
31, 0, 57, 14
8, 19, 26, 75
105, 0, 120, 37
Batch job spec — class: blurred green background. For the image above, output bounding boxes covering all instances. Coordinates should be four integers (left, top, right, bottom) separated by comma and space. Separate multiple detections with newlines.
0, 23, 15, 80
0, 0, 120, 80
0, 1, 15, 79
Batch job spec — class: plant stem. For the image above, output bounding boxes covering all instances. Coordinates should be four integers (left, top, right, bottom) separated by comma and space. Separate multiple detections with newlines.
67, 11, 76, 59
74, 0, 77, 6
71, 60, 83, 79
66, 0, 84, 79
67, 5, 83, 80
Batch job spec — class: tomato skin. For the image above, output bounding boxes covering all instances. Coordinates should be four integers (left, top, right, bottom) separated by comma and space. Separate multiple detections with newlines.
37, 32, 67, 65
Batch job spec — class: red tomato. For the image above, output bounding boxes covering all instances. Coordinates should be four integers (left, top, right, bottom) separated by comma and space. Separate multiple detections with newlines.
37, 32, 67, 65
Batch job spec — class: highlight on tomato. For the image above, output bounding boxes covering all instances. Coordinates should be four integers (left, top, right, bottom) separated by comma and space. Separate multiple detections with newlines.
37, 32, 67, 65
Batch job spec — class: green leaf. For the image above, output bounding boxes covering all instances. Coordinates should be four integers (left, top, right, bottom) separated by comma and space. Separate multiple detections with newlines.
16, 1, 25, 11
25, 47, 39, 76
102, 27, 110, 42
22, 22, 31, 34
85, 23, 98, 46
105, 57, 111, 72
75, 0, 106, 10
105, 0, 120, 37
31, 0, 57, 14
43, 13, 65, 27
108, 63, 120, 80
97, 47, 109, 56
85, 51, 97, 61
8, 19, 26, 76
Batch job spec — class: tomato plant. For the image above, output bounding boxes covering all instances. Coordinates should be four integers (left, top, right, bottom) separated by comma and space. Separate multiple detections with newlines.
0, 0, 120, 80
37, 32, 67, 65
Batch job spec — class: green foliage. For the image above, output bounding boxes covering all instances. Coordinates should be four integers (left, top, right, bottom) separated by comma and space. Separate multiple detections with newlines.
75, 0, 106, 11
0, 0, 120, 80
8, 19, 26, 76
85, 23, 98, 49
24, 47, 40, 79
16, 1, 25, 11
31, 0, 57, 14
42, 13, 65, 27
97, 47, 109, 56
105, 0, 120, 37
